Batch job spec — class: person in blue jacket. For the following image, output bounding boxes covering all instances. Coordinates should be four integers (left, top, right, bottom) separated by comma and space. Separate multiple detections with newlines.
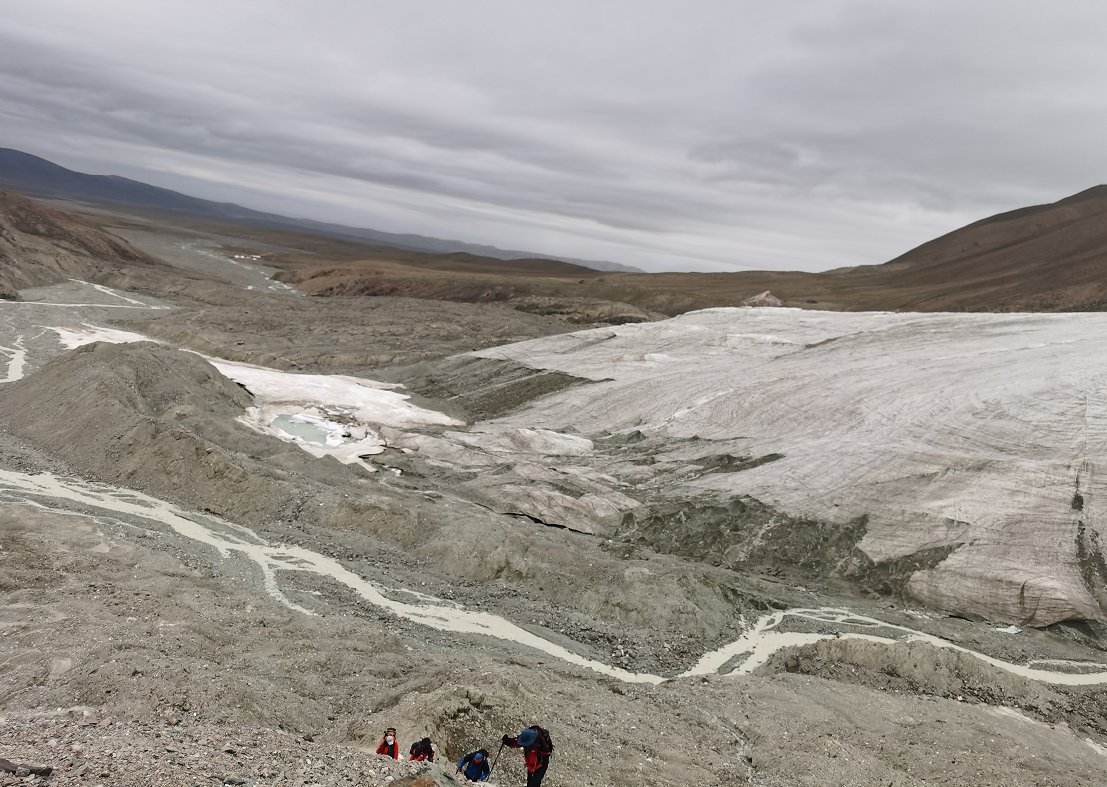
456, 748, 492, 782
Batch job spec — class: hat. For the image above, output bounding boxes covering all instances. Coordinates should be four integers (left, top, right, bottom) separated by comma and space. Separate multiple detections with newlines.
516, 728, 538, 747
473, 752, 484, 762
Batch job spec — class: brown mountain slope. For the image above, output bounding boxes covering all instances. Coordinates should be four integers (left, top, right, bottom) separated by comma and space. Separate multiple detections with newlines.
0, 189, 161, 298
616, 185, 1107, 312
847, 185, 1107, 310
272, 186, 1107, 315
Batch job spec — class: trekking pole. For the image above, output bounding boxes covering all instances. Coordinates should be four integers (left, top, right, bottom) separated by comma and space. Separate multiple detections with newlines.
487, 742, 506, 778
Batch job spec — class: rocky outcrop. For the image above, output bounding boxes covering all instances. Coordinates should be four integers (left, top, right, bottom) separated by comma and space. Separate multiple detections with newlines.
740, 290, 783, 307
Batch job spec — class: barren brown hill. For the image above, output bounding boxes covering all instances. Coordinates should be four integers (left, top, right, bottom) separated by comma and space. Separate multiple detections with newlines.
614, 185, 1107, 312
272, 186, 1107, 315
270, 248, 666, 324
845, 184, 1107, 310
0, 188, 163, 298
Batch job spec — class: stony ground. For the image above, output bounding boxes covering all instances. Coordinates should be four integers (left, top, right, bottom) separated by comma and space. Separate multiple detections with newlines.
0, 711, 457, 787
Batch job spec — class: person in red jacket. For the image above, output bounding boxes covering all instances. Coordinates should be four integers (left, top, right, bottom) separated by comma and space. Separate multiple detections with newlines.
375, 727, 399, 760
502, 725, 553, 787
409, 737, 435, 762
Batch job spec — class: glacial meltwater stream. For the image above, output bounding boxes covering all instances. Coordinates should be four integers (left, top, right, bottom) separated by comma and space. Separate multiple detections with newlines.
1, 469, 1106, 688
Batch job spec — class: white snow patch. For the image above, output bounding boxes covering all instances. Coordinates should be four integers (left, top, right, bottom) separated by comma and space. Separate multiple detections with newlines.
51, 325, 152, 349
209, 358, 456, 430
46, 324, 459, 468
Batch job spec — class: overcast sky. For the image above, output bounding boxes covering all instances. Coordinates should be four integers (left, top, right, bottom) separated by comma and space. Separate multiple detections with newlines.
3, 2, 1106, 272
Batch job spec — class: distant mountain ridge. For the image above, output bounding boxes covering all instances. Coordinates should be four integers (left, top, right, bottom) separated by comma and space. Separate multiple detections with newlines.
0, 148, 642, 273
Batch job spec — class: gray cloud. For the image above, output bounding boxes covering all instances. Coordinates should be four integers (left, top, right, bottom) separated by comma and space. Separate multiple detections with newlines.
2, 1, 1105, 271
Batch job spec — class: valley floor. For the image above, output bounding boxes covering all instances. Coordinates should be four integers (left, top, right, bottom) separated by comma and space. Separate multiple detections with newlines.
1, 225, 1106, 786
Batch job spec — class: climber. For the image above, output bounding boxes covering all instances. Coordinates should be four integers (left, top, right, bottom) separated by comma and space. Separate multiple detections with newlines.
502, 725, 553, 786
409, 736, 435, 762
375, 727, 399, 760
456, 748, 491, 782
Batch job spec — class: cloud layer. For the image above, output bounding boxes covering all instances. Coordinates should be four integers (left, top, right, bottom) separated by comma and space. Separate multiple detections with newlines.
3, 1, 1106, 271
